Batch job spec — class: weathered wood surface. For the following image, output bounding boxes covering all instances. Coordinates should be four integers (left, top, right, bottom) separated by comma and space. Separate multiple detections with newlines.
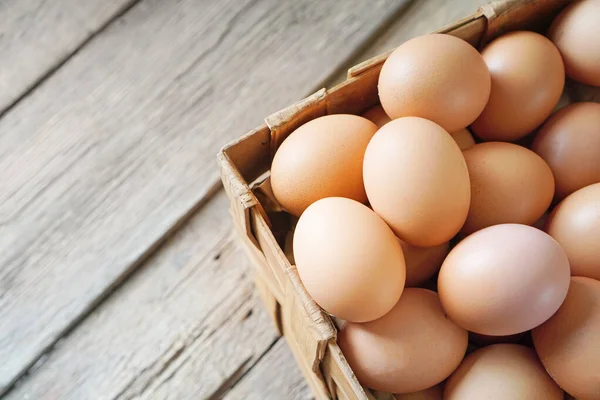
0, 0, 408, 394
5, 191, 281, 400
0, 0, 135, 115
223, 339, 314, 400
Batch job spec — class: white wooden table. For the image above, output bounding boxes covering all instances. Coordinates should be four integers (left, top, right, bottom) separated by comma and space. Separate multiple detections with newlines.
0, 1, 487, 398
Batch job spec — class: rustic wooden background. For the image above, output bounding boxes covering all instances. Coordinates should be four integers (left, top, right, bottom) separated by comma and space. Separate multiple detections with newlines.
0, 0, 488, 398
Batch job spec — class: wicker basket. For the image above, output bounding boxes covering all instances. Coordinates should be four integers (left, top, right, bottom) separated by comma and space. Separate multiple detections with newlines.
217, 1, 595, 398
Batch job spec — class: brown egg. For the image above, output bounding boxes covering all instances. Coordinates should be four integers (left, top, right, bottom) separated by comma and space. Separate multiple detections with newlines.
438, 224, 571, 335
398, 239, 448, 287
444, 344, 563, 400
378, 34, 490, 133
338, 288, 467, 393
533, 277, 600, 400
532, 102, 600, 200
546, 183, 600, 280
363, 117, 471, 247
471, 31, 565, 141
396, 384, 443, 400
461, 142, 555, 235
270, 114, 377, 216
451, 128, 476, 150
362, 105, 391, 128
293, 197, 405, 322
549, 0, 600, 87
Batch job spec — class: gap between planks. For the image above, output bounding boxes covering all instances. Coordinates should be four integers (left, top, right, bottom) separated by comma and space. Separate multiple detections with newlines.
0, 0, 410, 395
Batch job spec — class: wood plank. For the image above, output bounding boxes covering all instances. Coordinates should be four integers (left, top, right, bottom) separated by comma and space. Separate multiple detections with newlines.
326, 0, 491, 86
223, 339, 314, 400
0, 0, 136, 115
5, 191, 281, 400
0, 0, 407, 393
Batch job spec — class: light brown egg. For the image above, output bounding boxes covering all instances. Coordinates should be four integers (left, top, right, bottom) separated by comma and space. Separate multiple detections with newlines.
532, 102, 600, 200
471, 31, 565, 141
270, 114, 377, 217
438, 224, 570, 335
363, 117, 471, 247
338, 288, 467, 393
362, 105, 391, 128
546, 183, 600, 280
293, 197, 405, 322
461, 142, 555, 235
378, 34, 490, 133
398, 239, 448, 287
451, 128, 476, 150
444, 344, 563, 400
533, 277, 600, 400
549, 0, 600, 87
395, 384, 443, 400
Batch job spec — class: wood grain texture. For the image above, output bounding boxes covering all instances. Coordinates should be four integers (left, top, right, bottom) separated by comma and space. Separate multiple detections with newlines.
326, 0, 491, 86
223, 339, 314, 400
0, 0, 406, 393
0, 0, 136, 115
5, 191, 279, 400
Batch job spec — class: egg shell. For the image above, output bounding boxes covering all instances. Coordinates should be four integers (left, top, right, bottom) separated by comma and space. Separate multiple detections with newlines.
444, 344, 563, 400
533, 277, 600, 400
546, 183, 600, 280
395, 384, 443, 400
398, 239, 448, 287
293, 197, 405, 322
532, 102, 600, 200
451, 128, 476, 151
338, 288, 467, 393
378, 34, 490, 133
461, 142, 555, 235
270, 114, 377, 217
549, 0, 600, 87
438, 224, 571, 336
471, 31, 565, 141
362, 105, 391, 128
363, 117, 471, 247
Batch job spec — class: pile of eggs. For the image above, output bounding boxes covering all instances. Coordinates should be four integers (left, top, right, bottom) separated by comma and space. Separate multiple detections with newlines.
269, 1, 600, 399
